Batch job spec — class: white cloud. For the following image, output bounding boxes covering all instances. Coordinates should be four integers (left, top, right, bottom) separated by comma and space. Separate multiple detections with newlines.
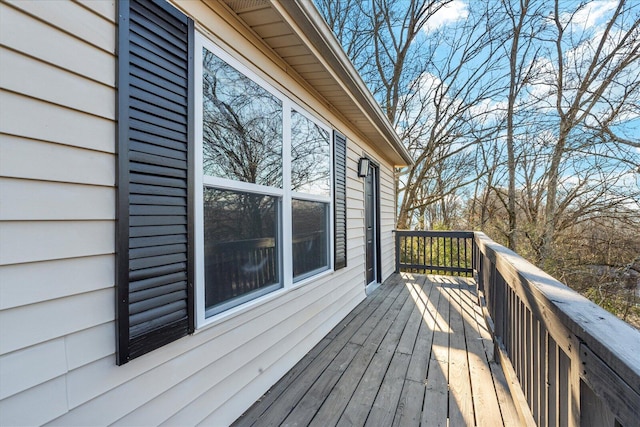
562, 1, 617, 31
468, 98, 507, 126
399, 72, 441, 124
423, 0, 469, 33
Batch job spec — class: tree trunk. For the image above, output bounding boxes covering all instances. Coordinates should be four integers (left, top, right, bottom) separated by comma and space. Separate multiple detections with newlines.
540, 130, 566, 266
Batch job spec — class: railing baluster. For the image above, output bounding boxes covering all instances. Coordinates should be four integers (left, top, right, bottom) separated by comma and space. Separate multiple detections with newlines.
449, 237, 452, 275
436, 236, 440, 274
519, 300, 525, 390
411, 236, 419, 273
456, 237, 460, 275
453, 237, 457, 276
395, 231, 400, 273
540, 329, 547, 427
548, 336, 558, 427
404, 234, 408, 270
415, 235, 419, 273
409, 236, 415, 273
532, 314, 541, 425
430, 236, 434, 274
411, 236, 420, 273
463, 237, 468, 276
421, 234, 425, 274
514, 295, 520, 383
559, 350, 570, 427
525, 308, 532, 408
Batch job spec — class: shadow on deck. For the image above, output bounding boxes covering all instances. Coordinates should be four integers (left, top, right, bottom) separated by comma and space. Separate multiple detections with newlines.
233, 272, 519, 426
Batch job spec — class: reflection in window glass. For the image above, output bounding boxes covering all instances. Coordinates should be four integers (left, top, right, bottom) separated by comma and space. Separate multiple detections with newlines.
291, 110, 330, 196
292, 199, 329, 279
202, 48, 283, 187
203, 187, 280, 314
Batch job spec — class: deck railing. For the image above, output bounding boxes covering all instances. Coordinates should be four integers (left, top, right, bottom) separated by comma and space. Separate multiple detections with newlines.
395, 230, 474, 276
395, 230, 640, 427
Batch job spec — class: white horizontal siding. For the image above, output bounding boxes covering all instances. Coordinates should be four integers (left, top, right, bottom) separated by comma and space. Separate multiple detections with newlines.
0, 255, 113, 310
65, 322, 114, 371
0, 1, 118, 424
0, 288, 114, 355
6, 0, 116, 53
0, 1, 403, 426
0, 2, 115, 85
74, 0, 117, 23
0, 91, 115, 153
0, 339, 67, 400
0, 221, 114, 266
0, 178, 115, 221
0, 376, 68, 427
0, 48, 114, 119
344, 141, 367, 286
346, 195, 365, 211
1, 135, 115, 185
348, 225, 366, 241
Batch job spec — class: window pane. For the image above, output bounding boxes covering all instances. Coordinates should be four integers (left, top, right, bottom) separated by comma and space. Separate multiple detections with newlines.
204, 187, 280, 313
291, 110, 330, 196
203, 48, 283, 187
292, 199, 329, 279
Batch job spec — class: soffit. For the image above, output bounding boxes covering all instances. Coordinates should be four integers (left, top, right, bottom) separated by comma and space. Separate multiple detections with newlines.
220, 0, 412, 167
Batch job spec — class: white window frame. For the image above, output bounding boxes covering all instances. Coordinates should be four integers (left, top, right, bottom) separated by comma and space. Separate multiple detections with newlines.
195, 33, 334, 328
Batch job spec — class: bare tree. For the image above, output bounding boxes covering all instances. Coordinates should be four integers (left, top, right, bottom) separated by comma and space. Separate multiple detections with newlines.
316, 0, 450, 115
533, 0, 640, 265
317, 0, 508, 229
476, 0, 640, 264
498, 0, 547, 251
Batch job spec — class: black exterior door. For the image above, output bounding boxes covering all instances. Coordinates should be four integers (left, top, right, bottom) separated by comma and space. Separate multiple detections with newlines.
364, 163, 379, 286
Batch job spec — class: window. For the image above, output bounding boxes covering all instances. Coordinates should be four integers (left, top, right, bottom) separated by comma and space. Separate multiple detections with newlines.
203, 188, 280, 314
202, 50, 283, 187
196, 36, 333, 323
290, 110, 331, 280
292, 199, 328, 279
291, 110, 330, 196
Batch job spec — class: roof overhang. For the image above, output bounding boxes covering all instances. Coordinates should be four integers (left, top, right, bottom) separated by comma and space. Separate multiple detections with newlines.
219, 0, 413, 167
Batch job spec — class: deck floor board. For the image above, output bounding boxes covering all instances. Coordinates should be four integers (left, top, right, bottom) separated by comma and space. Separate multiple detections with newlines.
421, 276, 450, 427
233, 273, 520, 427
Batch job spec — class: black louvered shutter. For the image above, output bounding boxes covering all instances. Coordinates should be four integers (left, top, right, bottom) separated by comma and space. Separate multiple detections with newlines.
116, 0, 194, 365
333, 131, 347, 270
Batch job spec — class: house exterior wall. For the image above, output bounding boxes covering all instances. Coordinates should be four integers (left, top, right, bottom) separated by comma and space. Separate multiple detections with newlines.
0, 1, 399, 425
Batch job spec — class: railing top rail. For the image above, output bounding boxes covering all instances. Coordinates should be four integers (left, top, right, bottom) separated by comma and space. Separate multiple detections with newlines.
395, 230, 474, 239
473, 231, 640, 397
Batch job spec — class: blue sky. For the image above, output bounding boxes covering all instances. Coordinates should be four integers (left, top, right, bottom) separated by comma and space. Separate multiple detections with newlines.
403, 0, 639, 204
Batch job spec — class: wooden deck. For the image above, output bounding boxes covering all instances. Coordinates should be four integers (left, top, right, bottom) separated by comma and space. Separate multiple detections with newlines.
233, 273, 519, 426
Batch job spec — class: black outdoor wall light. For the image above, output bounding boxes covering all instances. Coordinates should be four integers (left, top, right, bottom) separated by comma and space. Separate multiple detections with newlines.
357, 157, 370, 177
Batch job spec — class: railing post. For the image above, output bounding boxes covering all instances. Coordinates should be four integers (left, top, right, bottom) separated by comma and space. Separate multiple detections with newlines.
394, 230, 400, 273
472, 234, 478, 286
